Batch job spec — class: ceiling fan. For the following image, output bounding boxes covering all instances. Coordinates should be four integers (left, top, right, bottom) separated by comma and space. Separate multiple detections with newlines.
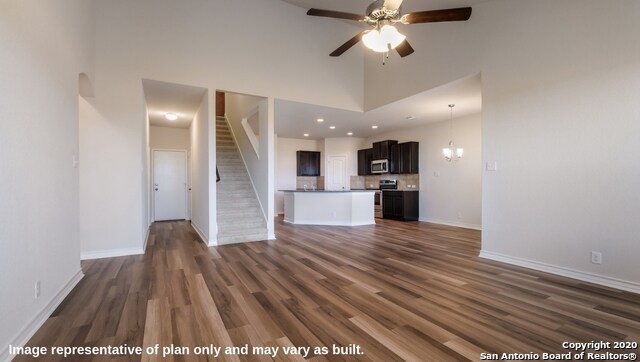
307, 0, 472, 58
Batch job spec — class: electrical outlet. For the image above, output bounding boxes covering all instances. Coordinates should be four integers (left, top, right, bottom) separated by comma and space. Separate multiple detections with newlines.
35, 280, 41, 299
591, 251, 602, 265
457, 212, 462, 219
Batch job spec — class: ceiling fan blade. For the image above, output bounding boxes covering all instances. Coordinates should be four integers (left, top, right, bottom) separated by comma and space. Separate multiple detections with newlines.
307, 8, 365, 22
330, 31, 366, 57
395, 40, 414, 57
403, 7, 472, 24
384, 0, 403, 11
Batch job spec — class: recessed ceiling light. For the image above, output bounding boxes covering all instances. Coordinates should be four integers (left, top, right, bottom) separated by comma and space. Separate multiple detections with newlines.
347, 132, 353, 136
317, 118, 324, 123
303, 133, 309, 137
329, 126, 336, 129
406, 115, 416, 120
165, 113, 178, 121
372, 125, 378, 129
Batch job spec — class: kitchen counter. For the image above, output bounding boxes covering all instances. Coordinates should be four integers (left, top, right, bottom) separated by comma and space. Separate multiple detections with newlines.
280, 189, 374, 193
283, 190, 375, 226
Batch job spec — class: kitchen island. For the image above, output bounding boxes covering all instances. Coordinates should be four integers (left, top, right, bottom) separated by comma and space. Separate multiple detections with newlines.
282, 190, 375, 226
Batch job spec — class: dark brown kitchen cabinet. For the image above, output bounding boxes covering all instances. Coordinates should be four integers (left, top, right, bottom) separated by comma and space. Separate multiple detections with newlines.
296, 151, 320, 176
357, 148, 373, 175
390, 141, 419, 174
372, 140, 397, 160
382, 190, 419, 221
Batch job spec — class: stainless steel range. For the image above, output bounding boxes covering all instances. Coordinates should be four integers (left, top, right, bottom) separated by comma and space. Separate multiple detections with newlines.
375, 179, 397, 218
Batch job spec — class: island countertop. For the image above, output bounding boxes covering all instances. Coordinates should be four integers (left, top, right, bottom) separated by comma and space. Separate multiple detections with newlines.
283, 190, 375, 226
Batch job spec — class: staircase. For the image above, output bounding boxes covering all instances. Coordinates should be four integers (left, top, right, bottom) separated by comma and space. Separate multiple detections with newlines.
216, 116, 268, 244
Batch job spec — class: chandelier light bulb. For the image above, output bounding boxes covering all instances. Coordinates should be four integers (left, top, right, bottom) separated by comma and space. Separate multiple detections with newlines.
443, 146, 453, 161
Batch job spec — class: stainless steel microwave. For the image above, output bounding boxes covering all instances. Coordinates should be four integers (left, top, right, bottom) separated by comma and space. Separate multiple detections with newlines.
371, 159, 388, 174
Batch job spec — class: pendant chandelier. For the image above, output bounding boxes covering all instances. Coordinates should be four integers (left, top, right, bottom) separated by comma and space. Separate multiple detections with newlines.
443, 104, 463, 162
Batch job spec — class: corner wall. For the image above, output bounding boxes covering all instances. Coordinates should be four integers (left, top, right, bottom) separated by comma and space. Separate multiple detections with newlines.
190, 93, 210, 242
0, 0, 95, 356
365, 0, 640, 290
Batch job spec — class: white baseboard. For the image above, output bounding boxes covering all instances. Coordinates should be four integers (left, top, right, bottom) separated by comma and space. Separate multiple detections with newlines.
1, 269, 84, 362
80, 247, 144, 260
479, 250, 640, 294
142, 227, 150, 252
190, 221, 209, 246
419, 218, 482, 230
268, 233, 276, 240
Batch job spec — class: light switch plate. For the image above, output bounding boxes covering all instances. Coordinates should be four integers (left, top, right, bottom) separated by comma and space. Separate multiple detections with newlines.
486, 161, 497, 171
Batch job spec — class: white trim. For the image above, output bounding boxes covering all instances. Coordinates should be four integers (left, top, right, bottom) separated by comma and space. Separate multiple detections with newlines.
268, 233, 276, 240
142, 226, 150, 252
1, 269, 84, 362
190, 221, 210, 246
80, 247, 144, 261
479, 250, 640, 294
419, 217, 482, 231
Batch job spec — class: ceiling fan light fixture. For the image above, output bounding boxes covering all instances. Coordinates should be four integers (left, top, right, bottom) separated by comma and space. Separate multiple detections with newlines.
363, 25, 405, 53
362, 29, 386, 52
380, 24, 405, 48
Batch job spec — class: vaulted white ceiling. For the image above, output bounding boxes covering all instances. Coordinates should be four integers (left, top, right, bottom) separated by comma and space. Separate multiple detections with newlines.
274, 0, 485, 139
142, 1, 486, 136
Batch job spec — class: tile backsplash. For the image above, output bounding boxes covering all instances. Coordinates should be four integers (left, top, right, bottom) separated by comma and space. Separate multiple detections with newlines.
350, 174, 420, 191
296, 176, 324, 190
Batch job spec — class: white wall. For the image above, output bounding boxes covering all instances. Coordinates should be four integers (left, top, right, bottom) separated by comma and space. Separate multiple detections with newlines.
275, 137, 322, 214
0, 0, 95, 357
190, 93, 210, 242
365, 0, 640, 289
150, 126, 190, 150
367, 114, 482, 229
79, 0, 364, 256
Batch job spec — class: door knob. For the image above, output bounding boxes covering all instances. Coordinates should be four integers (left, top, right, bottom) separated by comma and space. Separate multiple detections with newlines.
154, 188, 158, 191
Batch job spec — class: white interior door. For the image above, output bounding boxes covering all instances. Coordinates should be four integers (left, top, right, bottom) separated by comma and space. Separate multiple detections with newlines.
153, 150, 187, 221
327, 156, 346, 190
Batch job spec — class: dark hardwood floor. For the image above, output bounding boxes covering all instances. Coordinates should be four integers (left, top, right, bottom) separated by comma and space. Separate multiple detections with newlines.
15, 218, 640, 361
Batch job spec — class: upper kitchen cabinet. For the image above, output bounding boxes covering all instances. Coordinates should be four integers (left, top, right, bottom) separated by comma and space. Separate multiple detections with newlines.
372, 140, 397, 160
296, 151, 321, 176
357, 148, 373, 176
390, 141, 419, 174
